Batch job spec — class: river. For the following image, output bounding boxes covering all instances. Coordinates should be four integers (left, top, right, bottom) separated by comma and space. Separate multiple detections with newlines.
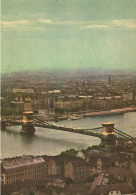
1, 112, 136, 159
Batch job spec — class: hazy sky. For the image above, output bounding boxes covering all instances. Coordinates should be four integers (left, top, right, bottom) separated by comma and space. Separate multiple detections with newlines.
1, 0, 136, 73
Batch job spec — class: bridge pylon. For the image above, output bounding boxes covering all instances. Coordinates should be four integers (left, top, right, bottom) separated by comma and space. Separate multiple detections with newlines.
101, 122, 115, 144
1, 121, 6, 130
21, 111, 35, 135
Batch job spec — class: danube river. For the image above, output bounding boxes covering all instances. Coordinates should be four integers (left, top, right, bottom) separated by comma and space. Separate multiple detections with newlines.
1, 112, 136, 159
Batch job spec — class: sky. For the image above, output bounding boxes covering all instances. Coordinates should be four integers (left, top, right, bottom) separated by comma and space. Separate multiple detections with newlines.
1, 0, 136, 73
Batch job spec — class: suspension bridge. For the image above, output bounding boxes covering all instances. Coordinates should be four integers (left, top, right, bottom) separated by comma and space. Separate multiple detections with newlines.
1, 111, 134, 142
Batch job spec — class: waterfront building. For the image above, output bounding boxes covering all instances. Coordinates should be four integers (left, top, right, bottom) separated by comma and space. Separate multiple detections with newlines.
31, 95, 46, 110
113, 96, 123, 108
11, 101, 24, 113
92, 97, 112, 110
79, 95, 93, 109
54, 100, 71, 111
123, 92, 134, 106
24, 101, 32, 111
54, 99, 83, 112
1, 156, 48, 185
92, 96, 123, 111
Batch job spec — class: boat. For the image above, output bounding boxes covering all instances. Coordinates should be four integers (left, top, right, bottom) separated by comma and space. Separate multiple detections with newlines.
68, 116, 83, 120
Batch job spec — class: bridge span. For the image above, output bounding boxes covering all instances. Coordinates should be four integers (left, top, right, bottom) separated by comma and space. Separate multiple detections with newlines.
1, 111, 134, 143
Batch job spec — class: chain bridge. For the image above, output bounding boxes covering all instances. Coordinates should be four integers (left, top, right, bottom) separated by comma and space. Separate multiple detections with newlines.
1, 111, 134, 143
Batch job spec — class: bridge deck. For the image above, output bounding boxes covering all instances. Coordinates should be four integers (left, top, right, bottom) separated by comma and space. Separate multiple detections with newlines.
1, 116, 134, 140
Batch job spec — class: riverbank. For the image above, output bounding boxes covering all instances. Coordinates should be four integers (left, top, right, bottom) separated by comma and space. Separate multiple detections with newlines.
49, 106, 136, 121
82, 107, 136, 118
1, 106, 136, 122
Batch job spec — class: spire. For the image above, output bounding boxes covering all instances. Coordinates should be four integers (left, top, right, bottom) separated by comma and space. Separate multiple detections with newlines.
108, 75, 111, 84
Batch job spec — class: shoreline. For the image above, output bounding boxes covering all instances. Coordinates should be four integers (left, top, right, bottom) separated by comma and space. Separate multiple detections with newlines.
51, 106, 136, 121
81, 107, 136, 118
1, 106, 136, 121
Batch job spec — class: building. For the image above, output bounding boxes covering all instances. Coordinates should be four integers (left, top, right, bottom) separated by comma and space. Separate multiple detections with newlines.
48, 156, 73, 177
54, 101, 71, 111
64, 157, 89, 182
113, 96, 123, 108
106, 167, 133, 182
54, 99, 83, 112
1, 156, 48, 185
79, 96, 93, 109
89, 177, 135, 195
11, 101, 24, 113
114, 158, 130, 169
48, 156, 64, 177
92, 97, 113, 110
88, 154, 117, 176
47, 156, 90, 183
31, 95, 46, 110
130, 159, 136, 176
123, 92, 133, 106
1, 164, 6, 185
92, 96, 123, 111
48, 90, 61, 94
24, 102, 32, 111
88, 156, 103, 176
108, 191, 121, 195
13, 88, 34, 94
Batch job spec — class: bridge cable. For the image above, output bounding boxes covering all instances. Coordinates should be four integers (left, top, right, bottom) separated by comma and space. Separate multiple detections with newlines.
114, 128, 133, 139
28, 115, 103, 131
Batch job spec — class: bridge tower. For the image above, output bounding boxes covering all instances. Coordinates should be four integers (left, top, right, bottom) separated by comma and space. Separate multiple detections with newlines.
1, 121, 6, 130
101, 122, 115, 144
21, 111, 35, 135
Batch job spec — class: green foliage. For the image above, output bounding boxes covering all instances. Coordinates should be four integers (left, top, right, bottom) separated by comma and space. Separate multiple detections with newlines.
87, 144, 105, 151
60, 148, 78, 157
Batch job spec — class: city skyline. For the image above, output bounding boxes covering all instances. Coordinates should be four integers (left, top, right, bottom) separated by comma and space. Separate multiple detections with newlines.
1, 0, 136, 73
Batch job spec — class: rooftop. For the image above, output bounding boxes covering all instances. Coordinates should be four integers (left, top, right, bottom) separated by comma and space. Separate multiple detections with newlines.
90, 183, 135, 195
106, 167, 133, 178
68, 157, 87, 167
2, 156, 45, 170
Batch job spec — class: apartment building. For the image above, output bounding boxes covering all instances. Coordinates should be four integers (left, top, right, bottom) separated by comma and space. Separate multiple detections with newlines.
1, 156, 47, 185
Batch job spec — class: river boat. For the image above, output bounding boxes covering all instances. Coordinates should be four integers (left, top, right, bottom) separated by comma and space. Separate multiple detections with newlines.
68, 116, 83, 120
